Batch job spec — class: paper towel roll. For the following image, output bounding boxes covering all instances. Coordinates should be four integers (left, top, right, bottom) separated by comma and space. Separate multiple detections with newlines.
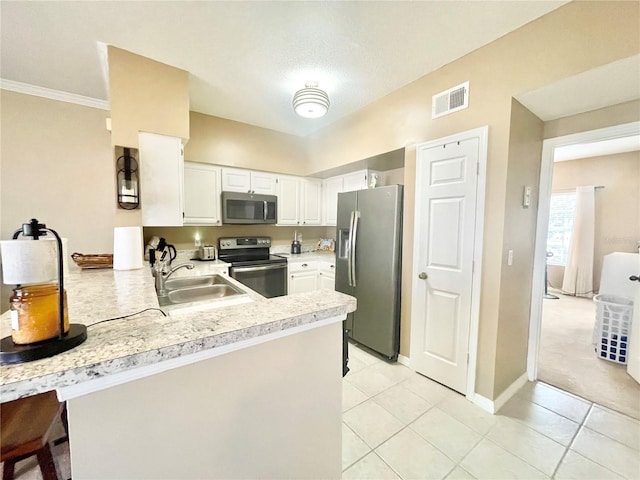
41, 237, 69, 276
113, 227, 143, 270
0, 239, 58, 284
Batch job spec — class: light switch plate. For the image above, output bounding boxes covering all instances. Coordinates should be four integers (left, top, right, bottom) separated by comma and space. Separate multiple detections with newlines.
523, 186, 532, 208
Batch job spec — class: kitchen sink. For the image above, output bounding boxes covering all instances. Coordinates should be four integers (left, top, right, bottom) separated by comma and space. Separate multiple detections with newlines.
157, 274, 248, 308
164, 274, 226, 291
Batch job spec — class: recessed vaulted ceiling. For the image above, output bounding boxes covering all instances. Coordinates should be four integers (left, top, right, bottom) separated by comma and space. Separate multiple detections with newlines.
1, 1, 575, 137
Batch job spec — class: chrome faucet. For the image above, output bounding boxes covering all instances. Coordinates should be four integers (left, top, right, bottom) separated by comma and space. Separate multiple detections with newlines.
154, 262, 195, 296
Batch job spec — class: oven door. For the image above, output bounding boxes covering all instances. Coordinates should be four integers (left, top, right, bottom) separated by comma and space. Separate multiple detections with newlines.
230, 263, 287, 298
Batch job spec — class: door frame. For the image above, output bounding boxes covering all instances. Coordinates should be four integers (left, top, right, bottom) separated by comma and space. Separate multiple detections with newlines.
410, 125, 488, 399
527, 121, 640, 380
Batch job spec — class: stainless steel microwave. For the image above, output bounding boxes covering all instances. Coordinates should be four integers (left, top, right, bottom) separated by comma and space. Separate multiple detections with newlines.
221, 191, 277, 224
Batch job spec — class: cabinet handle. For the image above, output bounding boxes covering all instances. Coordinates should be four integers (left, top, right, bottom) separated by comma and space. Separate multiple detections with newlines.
301, 264, 308, 267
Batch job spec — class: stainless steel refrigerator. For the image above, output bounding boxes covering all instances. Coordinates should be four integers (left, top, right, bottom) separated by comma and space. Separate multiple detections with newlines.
336, 185, 403, 360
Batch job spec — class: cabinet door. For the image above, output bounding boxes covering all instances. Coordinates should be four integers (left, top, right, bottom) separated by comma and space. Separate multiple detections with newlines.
289, 271, 318, 294
322, 176, 343, 226
183, 162, 221, 225
318, 272, 335, 290
277, 175, 300, 225
250, 171, 277, 195
139, 132, 184, 226
301, 178, 322, 225
221, 167, 251, 192
342, 170, 368, 192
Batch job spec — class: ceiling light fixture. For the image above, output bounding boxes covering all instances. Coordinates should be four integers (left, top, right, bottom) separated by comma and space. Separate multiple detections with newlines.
292, 81, 330, 118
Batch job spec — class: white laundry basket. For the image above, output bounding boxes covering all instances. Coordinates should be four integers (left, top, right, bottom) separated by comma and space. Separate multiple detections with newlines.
593, 294, 634, 364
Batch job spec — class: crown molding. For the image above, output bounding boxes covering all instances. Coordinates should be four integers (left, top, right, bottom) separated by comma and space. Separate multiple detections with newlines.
0, 79, 110, 111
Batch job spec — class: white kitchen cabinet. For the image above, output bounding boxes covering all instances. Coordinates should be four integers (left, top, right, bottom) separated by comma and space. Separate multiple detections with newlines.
317, 261, 335, 290
342, 169, 385, 192
342, 170, 368, 192
288, 261, 318, 294
276, 176, 322, 226
139, 132, 184, 227
183, 162, 222, 225
287, 259, 335, 294
221, 167, 277, 195
301, 178, 322, 225
322, 176, 343, 226
276, 175, 300, 225
322, 170, 385, 225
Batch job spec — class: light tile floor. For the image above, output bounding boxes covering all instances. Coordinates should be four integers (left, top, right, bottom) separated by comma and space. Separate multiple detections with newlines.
343, 343, 640, 480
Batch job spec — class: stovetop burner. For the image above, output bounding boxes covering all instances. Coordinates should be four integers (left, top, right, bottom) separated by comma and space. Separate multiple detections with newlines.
217, 236, 286, 266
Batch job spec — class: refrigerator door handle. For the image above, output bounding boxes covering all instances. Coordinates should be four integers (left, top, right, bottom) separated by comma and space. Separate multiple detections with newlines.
347, 211, 355, 286
351, 211, 360, 287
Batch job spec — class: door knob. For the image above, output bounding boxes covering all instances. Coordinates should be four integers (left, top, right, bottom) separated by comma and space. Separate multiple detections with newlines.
630, 275, 640, 282
418, 272, 428, 280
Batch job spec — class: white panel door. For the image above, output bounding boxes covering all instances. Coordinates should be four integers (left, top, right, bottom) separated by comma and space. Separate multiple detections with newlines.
627, 252, 640, 383
411, 137, 479, 394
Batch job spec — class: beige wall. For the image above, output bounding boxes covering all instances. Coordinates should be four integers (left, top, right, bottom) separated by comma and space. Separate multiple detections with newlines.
143, 225, 335, 253
1, 1, 638, 401
108, 46, 190, 148
305, 1, 639, 399
0, 90, 115, 309
494, 100, 544, 395
186, 112, 306, 175
548, 151, 640, 291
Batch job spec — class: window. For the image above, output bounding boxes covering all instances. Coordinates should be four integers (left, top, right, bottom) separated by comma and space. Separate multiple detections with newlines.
547, 192, 576, 266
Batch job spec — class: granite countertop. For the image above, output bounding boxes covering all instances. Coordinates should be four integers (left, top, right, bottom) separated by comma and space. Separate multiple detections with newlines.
0, 263, 355, 402
274, 251, 336, 263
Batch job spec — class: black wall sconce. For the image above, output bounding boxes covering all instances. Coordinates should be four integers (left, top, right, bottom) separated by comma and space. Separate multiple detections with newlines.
116, 146, 140, 210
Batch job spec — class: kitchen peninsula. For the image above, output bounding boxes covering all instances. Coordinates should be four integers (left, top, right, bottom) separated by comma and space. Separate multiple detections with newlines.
0, 266, 356, 479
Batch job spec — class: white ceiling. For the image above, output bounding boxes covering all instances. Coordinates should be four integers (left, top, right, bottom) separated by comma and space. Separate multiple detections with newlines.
516, 55, 640, 122
1, 0, 572, 137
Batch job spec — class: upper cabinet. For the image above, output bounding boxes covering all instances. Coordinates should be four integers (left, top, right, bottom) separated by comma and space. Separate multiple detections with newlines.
301, 178, 322, 225
276, 176, 322, 226
221, 167, 277, 195
139, 132, 184, 227
342, 170, 369, 192
322, 169, 385, 226
183, 162, 222, 225
276, 175, 300, 225
322, 177, 344, 226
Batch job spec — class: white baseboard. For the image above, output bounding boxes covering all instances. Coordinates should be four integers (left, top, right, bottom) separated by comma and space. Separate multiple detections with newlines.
397, 354, 410, 367
469, 372, 529, 414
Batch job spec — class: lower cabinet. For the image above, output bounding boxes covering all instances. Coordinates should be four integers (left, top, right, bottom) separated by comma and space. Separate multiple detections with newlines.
288, 260, 335, 294
317, 263, 336, 290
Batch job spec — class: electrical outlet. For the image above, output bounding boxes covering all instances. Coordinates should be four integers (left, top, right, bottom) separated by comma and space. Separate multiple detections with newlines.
508, 249, 514, 266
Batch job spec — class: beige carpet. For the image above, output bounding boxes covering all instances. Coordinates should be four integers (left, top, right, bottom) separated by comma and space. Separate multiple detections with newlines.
538, 291, 640, 420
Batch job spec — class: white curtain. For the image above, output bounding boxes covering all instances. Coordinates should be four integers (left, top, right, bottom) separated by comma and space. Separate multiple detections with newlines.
562, 185, 595, 297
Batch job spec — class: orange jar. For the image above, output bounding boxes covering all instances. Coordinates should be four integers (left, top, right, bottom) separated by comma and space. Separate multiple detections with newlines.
10, 284, 69, 345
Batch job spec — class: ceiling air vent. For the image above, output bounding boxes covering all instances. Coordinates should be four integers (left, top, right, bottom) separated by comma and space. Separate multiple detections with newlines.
432, 81, 469, 119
